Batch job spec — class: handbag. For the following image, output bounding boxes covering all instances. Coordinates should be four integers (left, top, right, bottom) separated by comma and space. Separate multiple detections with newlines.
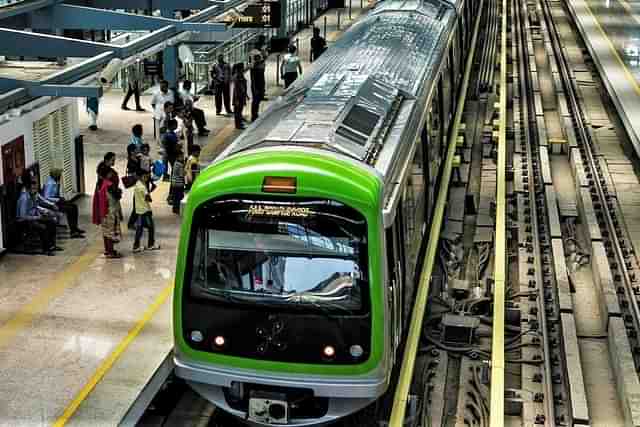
122, 175, 137, 189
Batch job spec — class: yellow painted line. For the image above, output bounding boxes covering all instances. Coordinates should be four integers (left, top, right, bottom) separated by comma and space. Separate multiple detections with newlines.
580, 0, 640, 97
489, 0, 507, 420
52, 281, 174, 427
0, 242, 102, 350
201, 122, 237, 160
388, 0, 484, 423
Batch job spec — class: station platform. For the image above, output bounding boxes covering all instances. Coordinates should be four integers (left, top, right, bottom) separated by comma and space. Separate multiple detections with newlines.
0, 4, 369, 426
564, 0, 640, 264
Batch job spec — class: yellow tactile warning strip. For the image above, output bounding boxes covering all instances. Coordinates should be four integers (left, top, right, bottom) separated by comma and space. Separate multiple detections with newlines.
0, 241, 102, 351
52, 281, 174, 427
581, 0, 640, 98
201, 122, 238, 161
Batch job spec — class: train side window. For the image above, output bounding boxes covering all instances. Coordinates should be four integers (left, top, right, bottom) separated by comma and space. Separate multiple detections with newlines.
449, 41, 458, 100
385, 226, 401, 338
430, 85, 442, 157
409, 142, 426, 236
442, 59, 452, 126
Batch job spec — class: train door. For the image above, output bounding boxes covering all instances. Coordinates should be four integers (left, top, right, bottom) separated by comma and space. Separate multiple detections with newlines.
386, 213, 406, 350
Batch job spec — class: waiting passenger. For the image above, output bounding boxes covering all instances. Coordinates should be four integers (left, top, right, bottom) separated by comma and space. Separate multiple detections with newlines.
185, 144, 201, 191
250, 50, 266, 122
139, 143, 152, 175
133, 171, 160, 253
130, 124, 144, 148
310, 27, 327, 62
211, 54, 233, 115
86, 96, 100, 131
281, 44, 302, 89
95, 152, 119, 193
232, 62, 249, 130
42, 168, 85, 238
17, 182, 59, 255
170, 144, 185, 215
179, 80, 209, 136
125, 144, 141, 229
151, 80, 175, 133
94, 165, 123, 258
161, 119, 179, 182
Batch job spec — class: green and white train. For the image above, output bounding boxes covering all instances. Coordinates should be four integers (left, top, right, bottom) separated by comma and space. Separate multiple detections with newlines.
174, 0, 479, 424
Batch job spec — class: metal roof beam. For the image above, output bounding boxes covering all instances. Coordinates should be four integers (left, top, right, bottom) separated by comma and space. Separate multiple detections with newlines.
86, 0, 209, 9
28, 84, 103, 97
0, 0, 60, 21
0, 77, 103, 98
0, 28, 120, 57
0, 0, 246, 112
30, 4, 227, 31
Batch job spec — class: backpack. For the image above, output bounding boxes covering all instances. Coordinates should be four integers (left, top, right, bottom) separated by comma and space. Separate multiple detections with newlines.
152, 159, 165, 179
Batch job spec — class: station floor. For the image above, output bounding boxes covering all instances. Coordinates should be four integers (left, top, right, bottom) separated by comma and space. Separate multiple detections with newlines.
0, 5, 369, 426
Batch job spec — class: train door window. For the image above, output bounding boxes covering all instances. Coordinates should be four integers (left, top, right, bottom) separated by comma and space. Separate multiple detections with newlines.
442, 59, 452, 126
410, 142, 426, 238
430, 85, 442, 158
449, 41, 458, 100
460, 15, 467, 53
421, 125, 433, 220
385, 226, 402, 344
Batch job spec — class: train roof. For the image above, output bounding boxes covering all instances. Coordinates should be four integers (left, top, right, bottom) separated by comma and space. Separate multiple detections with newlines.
217, 0, 457, 182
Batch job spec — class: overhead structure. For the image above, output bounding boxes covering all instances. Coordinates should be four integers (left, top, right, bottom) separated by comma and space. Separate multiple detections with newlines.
0, 0, 245, 109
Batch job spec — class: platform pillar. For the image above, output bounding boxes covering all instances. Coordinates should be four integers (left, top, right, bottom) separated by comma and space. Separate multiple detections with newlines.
163, 45, 178, 89
278, 0, 288, 38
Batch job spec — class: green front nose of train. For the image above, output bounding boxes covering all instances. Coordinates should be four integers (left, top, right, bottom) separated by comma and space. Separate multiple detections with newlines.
173, 150, 389, 379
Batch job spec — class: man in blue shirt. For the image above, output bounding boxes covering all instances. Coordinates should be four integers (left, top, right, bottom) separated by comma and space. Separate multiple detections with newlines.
161, 119, 179, 182
16, 181, 59, 255
43, 168, 84, 238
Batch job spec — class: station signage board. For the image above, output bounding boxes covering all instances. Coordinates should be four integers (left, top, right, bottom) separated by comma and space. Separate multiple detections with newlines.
227, 1, 281, 28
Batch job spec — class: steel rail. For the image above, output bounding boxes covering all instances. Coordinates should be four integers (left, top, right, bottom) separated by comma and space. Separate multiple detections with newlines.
515, 0, 557, 423
540, 0, 640, 373
388, 1, 484, 423
488, 0, 507, 419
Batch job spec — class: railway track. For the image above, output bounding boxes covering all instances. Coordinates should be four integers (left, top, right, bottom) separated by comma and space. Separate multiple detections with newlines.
509, 0, 640, 422
133, 0, 640, 424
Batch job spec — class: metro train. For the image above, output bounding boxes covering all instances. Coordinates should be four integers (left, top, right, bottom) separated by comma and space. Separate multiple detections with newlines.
173, 0, 480, 424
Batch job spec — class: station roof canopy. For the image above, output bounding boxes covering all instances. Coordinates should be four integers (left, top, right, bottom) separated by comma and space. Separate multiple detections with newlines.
0, 0, 238, 113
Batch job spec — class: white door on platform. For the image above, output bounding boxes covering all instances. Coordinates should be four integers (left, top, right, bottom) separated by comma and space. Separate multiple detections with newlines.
32, 105, 75, 197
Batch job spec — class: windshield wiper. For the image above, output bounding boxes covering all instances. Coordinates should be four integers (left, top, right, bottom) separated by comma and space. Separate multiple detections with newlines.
201, 287, 276, 307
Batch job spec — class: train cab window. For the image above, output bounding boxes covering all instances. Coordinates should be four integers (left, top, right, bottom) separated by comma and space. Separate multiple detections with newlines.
188, 198, 369, 315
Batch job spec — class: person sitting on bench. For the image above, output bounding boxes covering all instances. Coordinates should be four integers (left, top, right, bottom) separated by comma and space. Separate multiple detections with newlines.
42, 168, 85, 238
16, 181, 61, 256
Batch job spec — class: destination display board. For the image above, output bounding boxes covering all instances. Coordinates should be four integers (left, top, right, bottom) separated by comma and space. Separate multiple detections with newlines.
227, 1, 281, 28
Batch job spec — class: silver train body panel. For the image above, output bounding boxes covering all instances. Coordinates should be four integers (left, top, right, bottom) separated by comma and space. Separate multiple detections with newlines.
216, 0, 457, 214
179, 0, 463, 424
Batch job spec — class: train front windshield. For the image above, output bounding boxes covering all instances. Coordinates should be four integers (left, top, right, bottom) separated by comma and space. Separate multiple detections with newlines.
189, 198, 369, 314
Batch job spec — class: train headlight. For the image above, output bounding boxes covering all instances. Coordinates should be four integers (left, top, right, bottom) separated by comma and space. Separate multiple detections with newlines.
190, 330, 204, 343
323, 345, 336, 359
214, 335, 226, 348
350, 345, 364, 358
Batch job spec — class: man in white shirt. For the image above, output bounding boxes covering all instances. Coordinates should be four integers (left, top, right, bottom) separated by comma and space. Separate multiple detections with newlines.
281, 45, 303, 89
151, 80, 175, 121
179, 80, 209, 135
